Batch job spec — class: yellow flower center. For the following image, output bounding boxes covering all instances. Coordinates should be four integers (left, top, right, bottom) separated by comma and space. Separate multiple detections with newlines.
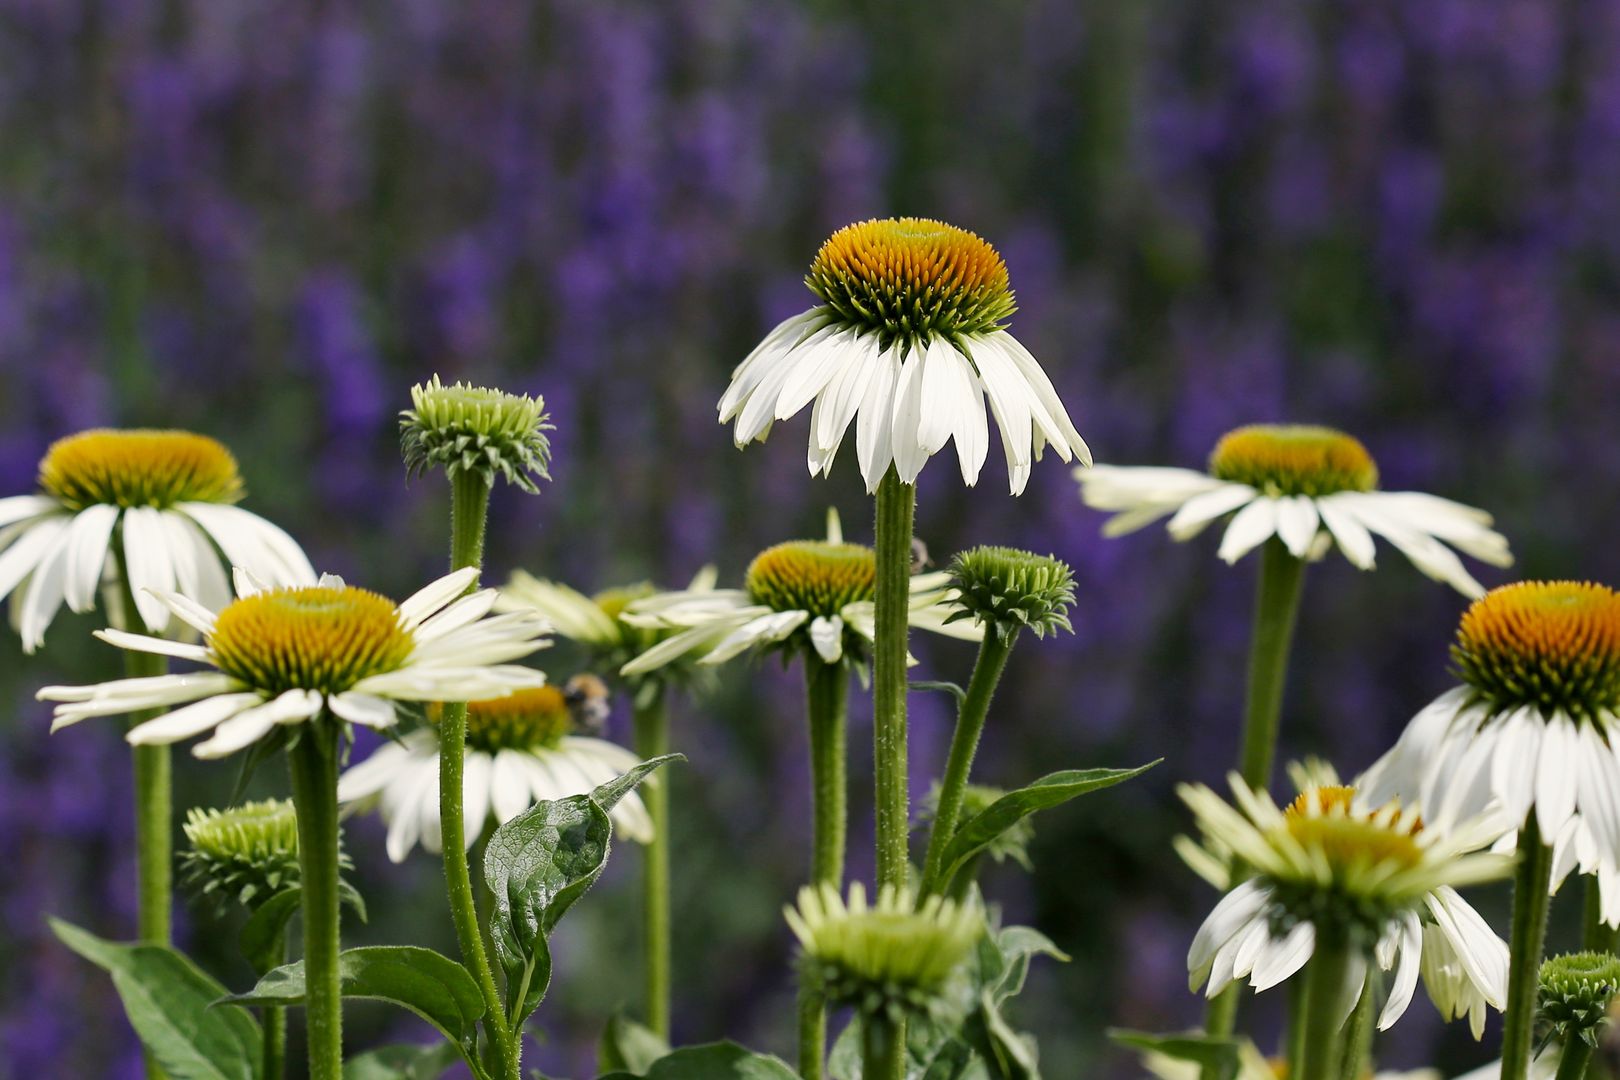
1453, 580, 1620, 720
746, 541, 876, 619
209, 586, 414, 696
1282, 790, 1424, 873
806, 217, 1016, 344
1208, 424, 1378, 497
451, 686, 574, 753
39, 429, 244, 510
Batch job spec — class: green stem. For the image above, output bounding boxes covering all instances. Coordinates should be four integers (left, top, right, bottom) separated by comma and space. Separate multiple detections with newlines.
1337, 969, 1377, 1080
920, 629, 1016, 895
1583, 876, 1617, 954
1297, 932, 1353, 1080
288, 723, 343, 1080
872, 470, 915, 892
1503, 819, 1554, 1080
799, 660, 850, 1080
1284, 977, 1308, 1078
1238, 539, 1307, 789
861, 1012, 904, 1080
1556, 1039, 1594, 1080
633, 686, 672, 1041
439, 471, 519, 1080
262, 930, 287, 1080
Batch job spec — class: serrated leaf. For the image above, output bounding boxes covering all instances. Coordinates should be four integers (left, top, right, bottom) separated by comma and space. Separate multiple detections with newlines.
595, 1041, 798, 1079
223, 946, 484, 1063
934, 762, 1160, 891
50, 918, 261, 1080
600, 1012, 672, 1072
1107, 1030, 1242, 1080
484, 755, 682, 1028
342, 1040, 463, 1079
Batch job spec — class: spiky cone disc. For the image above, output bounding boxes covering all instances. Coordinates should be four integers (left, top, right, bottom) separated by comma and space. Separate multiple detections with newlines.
400, 374, 552, 492
1539, 951, 1620, 1047
946, 545, 1076, 639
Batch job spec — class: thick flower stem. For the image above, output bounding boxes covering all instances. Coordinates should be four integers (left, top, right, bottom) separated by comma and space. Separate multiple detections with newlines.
633, 687, 672, 1040
920, 628, 1016, 895
799, 660, 850, 1080
862, 1013, 904, 1080
1503, 819, 1554, 1080
1555, 1039, 1594, 1080
1238, 539, 1307, 789
439, 471, 519, 1079
262, 929, 287, 1080
1337, 971, 1376, 1080
1285, 976, 1308, 1077
1298, 933, 1353, 1080
288, 724, 343, 1080
872, 470, 915, 892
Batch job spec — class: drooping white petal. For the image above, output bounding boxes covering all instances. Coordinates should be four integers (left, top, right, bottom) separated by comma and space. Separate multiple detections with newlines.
18, 538, 70, 652
490, 750, 535, 824
855, 342, 902, 492
1533, 712, 1579, 839
809, 615, 845, 664
337, 739, 416, 804
329, 692, 398, 729
776, 325, 865, 421
701, 610, 809, 665
0, 516, 67, 605
233, 566, 270, 599
1216, 498, 1281, 564
718, 309, 828, 421
1189, 880, 1269, 990
120, 506, 178, 633
398, 567, 480, 628
0, 495, 56, 530
1315, 494, 1378, 570
63, 504, 119, 614
1274, 496, 1321, 558
126, 692, 264, 746
93, 628, 211, 662
889, 342, 931, 484
180, 502, 314, 588
1377, 911, 1424, 1029
192, 690, 321, 758
1166, 484, 1259, 541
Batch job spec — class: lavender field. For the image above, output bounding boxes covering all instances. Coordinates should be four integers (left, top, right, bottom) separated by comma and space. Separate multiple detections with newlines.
2, 0, 1618, 1076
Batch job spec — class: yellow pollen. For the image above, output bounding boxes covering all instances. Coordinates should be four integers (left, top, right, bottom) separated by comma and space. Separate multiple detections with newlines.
451, 686, 574, 753
1284, 785, 1358, 819
39, 429, 243, 510
209, 586, 413, 697
1453, 580, 1620, 718
1283, 814, 1424, 871
1208, 424, 1378, 497
746, 541, 876, 619
806, 217, 1016, 343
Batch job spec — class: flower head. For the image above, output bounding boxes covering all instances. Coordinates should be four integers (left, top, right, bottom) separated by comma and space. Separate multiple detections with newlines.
401, 375, 552, 492
1077, 422, 1512, 596
40, 566, 550, 759
1539, 952, 1620, 1047
720, 218, 1091, 494
0, 429, 313, 651
945, 546, 1076, 639
1184, 773, 1512, 1036
619, 511, 979, 674
1451, 581, 1620, 723
180, 799, 311, 910
339, 682, 650, 862
786, 882, 983, 1022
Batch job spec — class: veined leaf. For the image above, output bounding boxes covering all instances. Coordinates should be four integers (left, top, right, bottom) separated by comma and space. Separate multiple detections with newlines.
342, 1041, 462, 1079
596, 1041, 798, 1079
1108, 1030, 1242, 1080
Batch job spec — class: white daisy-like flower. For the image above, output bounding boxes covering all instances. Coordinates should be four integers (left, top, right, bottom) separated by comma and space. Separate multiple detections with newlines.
1183, 775, 1513, 1039
338, 685, 651, 862
618, 511, 979, 677
38, 566, 550, 759
719, 218, 1091, 495
1138, 1037, 1439, 1080
1077, 424, 1512, 597
497, 565, 720, 678
0, 429, 314, 651
1361, 580, 1620, 925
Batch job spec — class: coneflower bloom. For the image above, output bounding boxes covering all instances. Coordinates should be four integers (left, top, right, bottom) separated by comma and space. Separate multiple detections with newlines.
0, 429, 313, 650
719, 218, 1091, 494
1077, 424, 1511, 597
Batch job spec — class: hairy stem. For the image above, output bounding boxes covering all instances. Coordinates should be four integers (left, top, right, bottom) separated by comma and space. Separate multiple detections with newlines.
799, 660, 850, 1080
1337, 970, 1377, 1080
1555, 1038, 1594, 1080
862, 1013, 904, 1080
262, 929, 287, 1080
633, 686, 672, 1040
1238, 539, 1307, 789
872, 470, 915, 891
921, 628, 1016, 895
1503, 819, 1553, 1080
1298, 932, 1353, 1080
288, 724, 343, 1080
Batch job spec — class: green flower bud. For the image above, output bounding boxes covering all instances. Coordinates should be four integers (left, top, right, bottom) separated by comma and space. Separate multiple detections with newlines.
946, 546, 1076, 639
400, 375, 552, 492
1539, 951, 1620, 1047
181, 799, 320, 911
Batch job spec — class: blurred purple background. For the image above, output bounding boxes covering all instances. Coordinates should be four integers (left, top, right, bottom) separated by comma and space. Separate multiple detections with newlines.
2, 0, 1618, 1075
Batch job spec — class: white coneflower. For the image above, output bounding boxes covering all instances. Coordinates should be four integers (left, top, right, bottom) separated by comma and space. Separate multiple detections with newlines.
338, 685, 652, 862
1361, 581, 1620, 921
619, 513, 978, 676
0, 429, 314, 651
719, 218, 1091, 495
39, 566, 550, 759
1137, 1037, 1439, 1080
1077, 424, 1511, 597
1183, 776, 1512, 1038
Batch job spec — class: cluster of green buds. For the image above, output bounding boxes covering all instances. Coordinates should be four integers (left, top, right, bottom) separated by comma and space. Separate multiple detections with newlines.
1539, 951, 1620, 1048
786, 882, 983, 1026
182, 800, 326, 911
400, 375, 552, 492
946, 546, 1076, 640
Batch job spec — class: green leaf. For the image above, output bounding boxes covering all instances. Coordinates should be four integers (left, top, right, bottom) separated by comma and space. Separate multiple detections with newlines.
1107, 1030, 1242, 1080
484, 755, 682, 1027
240, 890, 301, 976
50, 917, 261, 1080
909, 680, 967, 706
599, 1012, 672, 1072
935, 762, 1160, 890
342, 1041, 463, 1079
964, 990, 1039, 1080
595, 1041, 798, 1079
979, 927, 1068, 1007
223, 946, 484, 1060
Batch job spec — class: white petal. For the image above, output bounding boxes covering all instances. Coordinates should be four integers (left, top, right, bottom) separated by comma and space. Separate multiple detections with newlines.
233, 566, 270, 598
1189, 880, 1269, 990
888, 342, 930, 484
191, 690, 319, 758
0, 516, 67, 605
1377, 911, 1424, 1029
63, 504, 119, 614
337, 740, 415, 804
776, 326, 865, 421
490, 750, 535, 824
181, 503, 315, 588
855, 342, 901, 492
1216, 498, 1281, 564
120, 506, 177, 632
398, 567, 480, 627
329, 692, 398, 729
18, 538, 70, 652
1533, 713, 1579, 839
718, 309, 826, 421
702, 610, 808, 665
93, 628, 211, 662
126, 692, 263, 745
1165, 484, 1259, 541
809, 615, 845, 664
1315, 494, 1378, 570
1274, 496, 1321, 559
1248, 919, 1315, 991
0, 495, 56, 529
